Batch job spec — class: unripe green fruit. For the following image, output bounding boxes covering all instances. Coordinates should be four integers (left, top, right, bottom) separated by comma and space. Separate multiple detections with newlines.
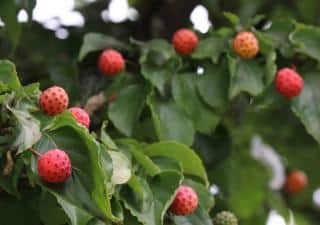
213, 211, 238, 225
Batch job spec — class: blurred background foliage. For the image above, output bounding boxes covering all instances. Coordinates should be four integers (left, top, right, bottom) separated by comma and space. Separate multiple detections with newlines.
1, 0, 320, 224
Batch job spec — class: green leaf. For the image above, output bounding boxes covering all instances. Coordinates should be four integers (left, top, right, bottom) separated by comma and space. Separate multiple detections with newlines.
192, 35, 228, 63
31, 113, 120, 222
290, 23, 320, 61
123, 209, 143, 225
120, 171, 182, 225
109, 151, 132, 185
255, 32, 278, 54
129, 149, 161, 176
0, 60, 21, 90
139, 39, 179, 95
108, 84, 150, 136
291, 72, 320, 144
0, 0, 21, 49
139, 39, 175, 60
147, 94, 195, 146
141, 57, 180, 95
100, 121, 117, 149
144, 141, 209, 186
196, 63, 229, 110
0, 192, 42, 225
173, 206, 213, 225
47, 62, 80, 102
57, 197, 93, 225
78, 33, 128, 61
39, 192, 69, 225
99, 145, 114, 195
115, 138, 161, 176
265, 51, 277, 85
264, 19, 295, 57
223, 12, 240, 27
228, 56, 265, 99
193, 127, 231, 166
209, 150, 268, 219
265, 19, 295, 45
172, 73, 220, 134
151, 156, 182, 173
8, 107, 41, 154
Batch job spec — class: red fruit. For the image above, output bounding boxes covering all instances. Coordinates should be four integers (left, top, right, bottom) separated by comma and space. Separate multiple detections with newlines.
170, 185, 198, 215
285, 170, 308, 194
37, 149, 72, 183
40, 86, 69, 115
172, 28, 199, 55
275, 68, 304, 99
233, 31, 259, 59
98, 49, 125, 76
68, 107, 90, 128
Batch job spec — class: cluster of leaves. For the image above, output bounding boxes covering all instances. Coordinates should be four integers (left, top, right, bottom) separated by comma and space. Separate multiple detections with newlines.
80, 14, 320, 149
0, 60, 212, 225
78, 13, 320, 224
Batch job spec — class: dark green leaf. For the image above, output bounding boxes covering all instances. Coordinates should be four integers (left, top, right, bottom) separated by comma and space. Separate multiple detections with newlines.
0, 192, 42, 225
147, 94, 195, 146
140, 39, 175, 60
100, 121, 117, 149
0, 60, 21, 89
172, 73, 220, 134
141, 57, 180, 95
39, 192, 69, 225
120, 171, 182, 225
290, 23, 320, 61
192, 35, 228, 63
57, 196, 93, 225
108, 84, 150, 136
291, 72, 320, 144
196, 63, 229, 110
79, 33, 128, 61
223, 12, 240, 27
228, 56, 265, 98
209, 150, 268, 219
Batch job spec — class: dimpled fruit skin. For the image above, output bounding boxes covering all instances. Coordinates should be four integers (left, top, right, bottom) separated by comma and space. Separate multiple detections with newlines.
285, 170, 308, 194
98, 49, 125, 76
275, 68, 304, 99
169, 185, 198, 216
233, 31, 259, 59
68, 107, 90, 128
172, 28, 199, 55
213, 211, 238, 225
37, 149, 72, 183
40, 86, 69, 115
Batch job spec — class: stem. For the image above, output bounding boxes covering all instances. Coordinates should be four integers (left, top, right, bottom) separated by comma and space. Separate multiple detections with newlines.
29, 148, 42, 157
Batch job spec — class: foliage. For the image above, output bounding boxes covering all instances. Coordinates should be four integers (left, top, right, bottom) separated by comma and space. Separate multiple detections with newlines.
1, 1, 320, 225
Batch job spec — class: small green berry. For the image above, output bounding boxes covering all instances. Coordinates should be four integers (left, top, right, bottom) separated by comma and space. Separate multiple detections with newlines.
213, 211, 238, 225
